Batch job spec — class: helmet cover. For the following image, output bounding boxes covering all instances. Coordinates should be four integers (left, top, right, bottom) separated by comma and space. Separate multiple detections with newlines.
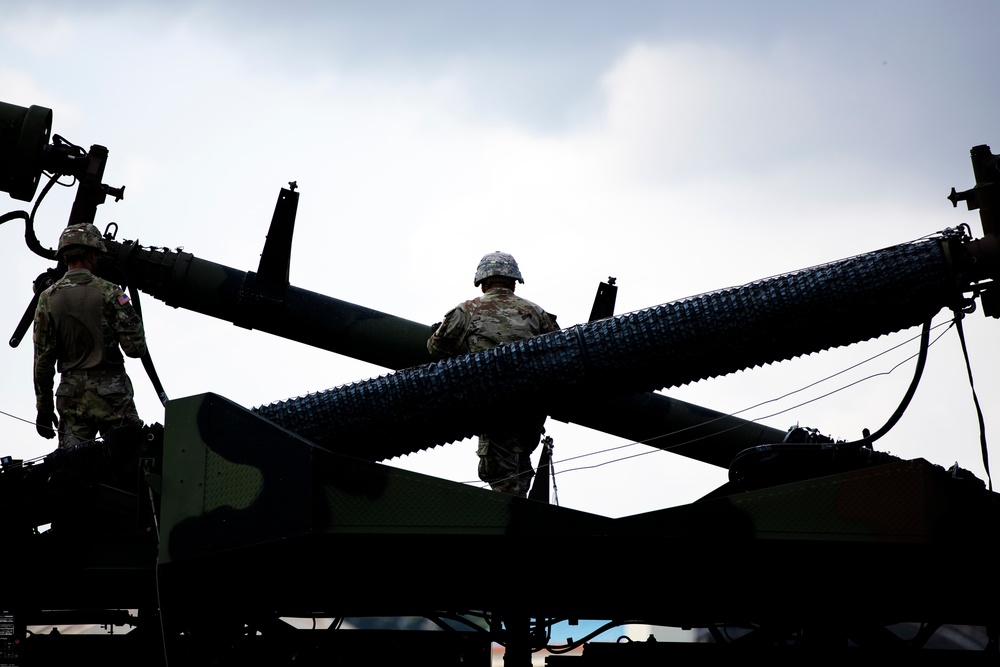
474, 251, 524, 287
57, 223, 106, 259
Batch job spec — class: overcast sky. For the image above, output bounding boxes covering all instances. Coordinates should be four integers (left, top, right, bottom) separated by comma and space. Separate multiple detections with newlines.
1, 1, 998, 521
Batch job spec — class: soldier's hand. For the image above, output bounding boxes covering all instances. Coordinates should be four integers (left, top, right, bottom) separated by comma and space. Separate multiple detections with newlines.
35, 410, 57, 439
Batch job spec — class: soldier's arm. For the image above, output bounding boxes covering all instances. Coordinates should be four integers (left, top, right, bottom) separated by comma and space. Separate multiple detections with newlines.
427, 305, 471, 359
110, 289, 148, 358
32, 300, 57, 413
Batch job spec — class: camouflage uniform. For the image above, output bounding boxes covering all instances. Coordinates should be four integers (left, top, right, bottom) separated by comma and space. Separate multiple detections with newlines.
428, 286, 559, 496
33, 268, 147, 448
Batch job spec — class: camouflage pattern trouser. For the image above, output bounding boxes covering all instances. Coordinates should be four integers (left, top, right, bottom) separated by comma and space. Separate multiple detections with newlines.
55, 367, 143, 449
477, 415, 546, 497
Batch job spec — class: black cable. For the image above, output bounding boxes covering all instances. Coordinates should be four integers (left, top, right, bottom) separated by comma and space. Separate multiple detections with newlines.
23, 169, 69, 259
833, 318, 931, 449
544, 620, 630, 654
97, 251, 170, 406
953, 314, 992, 491
127, 284, 169, 405
423, 614, 487, 633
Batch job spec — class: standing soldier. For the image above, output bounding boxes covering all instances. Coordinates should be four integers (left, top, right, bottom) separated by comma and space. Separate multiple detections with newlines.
428, 251, 559, 496
33, 223, 146, 448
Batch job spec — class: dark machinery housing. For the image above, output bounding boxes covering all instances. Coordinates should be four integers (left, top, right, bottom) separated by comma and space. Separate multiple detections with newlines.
1, 101, 998, 666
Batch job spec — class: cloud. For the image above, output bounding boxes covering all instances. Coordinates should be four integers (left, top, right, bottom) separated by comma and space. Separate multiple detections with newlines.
597, 42, 816, 177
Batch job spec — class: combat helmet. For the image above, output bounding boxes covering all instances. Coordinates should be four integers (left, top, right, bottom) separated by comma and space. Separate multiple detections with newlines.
57, 223, 106, 260
474, 251, 524, 287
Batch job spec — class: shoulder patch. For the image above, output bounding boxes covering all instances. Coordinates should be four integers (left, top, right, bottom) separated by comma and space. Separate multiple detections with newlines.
117, 293, 131, 306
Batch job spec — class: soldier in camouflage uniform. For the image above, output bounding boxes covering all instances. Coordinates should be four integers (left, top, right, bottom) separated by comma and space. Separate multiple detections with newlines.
33, 223, 147, 448
428, 251, 559, 496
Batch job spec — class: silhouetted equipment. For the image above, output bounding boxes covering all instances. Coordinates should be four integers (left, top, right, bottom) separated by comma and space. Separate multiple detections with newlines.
2, 102, 999, 666
587, 276, 617, 321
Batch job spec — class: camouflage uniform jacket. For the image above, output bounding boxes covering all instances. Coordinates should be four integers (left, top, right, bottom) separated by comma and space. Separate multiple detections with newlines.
33, 268, 147, 413
427, 287, 559, 359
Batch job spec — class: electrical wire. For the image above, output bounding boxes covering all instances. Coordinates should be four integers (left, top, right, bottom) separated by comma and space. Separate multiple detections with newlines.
544, 620, 635, 654
546, 317, 956, 478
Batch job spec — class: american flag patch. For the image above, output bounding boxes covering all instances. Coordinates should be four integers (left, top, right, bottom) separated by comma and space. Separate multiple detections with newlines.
118, 294, 131, 306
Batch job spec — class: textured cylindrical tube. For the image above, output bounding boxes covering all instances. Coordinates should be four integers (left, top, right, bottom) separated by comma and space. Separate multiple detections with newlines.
253, 238, 958, 461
